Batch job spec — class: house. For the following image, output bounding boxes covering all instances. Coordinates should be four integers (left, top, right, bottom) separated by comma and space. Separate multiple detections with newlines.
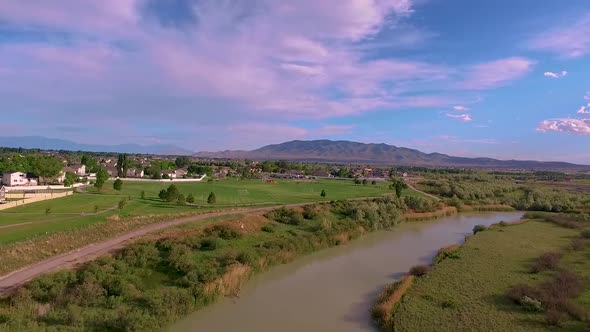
126, 168, 144, 178
104, 166, 118, 177
0, 185, 6, 202
1, 172, 38, 187
162, 170, 177, 179
175, 169, 188, 178
64, 164, 86, 176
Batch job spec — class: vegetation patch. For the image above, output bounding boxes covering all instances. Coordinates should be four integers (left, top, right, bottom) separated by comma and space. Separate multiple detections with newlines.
371, 276, 414, 330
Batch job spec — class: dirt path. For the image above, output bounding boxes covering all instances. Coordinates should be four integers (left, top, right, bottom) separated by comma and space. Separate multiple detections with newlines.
403, 179, 440, 201
0, 202, 309, 294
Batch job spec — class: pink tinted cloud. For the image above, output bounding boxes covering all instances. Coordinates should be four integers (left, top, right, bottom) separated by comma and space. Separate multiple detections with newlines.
585, 92, 590, 101
537, 118, 590, 135
453, 105, 469, 111
529, 14, 590, 58
459, 57, 535, 90
577, 105, 590, 115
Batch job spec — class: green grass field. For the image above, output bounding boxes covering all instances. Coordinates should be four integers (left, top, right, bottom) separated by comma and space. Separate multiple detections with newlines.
0, 178, 414, 244
394, 221, 589, 331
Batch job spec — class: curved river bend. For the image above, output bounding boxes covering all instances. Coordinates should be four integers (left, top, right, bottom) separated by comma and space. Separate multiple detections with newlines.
171, 211, 524, 332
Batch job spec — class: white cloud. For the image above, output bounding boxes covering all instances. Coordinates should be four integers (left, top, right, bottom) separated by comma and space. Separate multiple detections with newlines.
446, 113, 472, 122
543, 70, 567, 78
537, 118, 590, 135
453, 105, 469, 111
577, 105, 590, 114
459, 57, 535, 90
584, 92, 590, 101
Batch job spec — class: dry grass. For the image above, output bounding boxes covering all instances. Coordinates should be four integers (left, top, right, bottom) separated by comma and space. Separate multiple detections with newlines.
372, 275, 415, 328
403, 206, 457, 221
461, 204, 515, 212
204, 264, 252, 297
0, 211, 210, 275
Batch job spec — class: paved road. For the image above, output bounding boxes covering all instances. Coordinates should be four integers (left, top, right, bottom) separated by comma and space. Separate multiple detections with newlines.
0, 203, 304, 294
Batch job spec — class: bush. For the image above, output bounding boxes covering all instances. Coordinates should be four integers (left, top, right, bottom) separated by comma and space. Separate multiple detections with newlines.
140, 191, 146, 199
571, 238, 589, 251
113, 179, 123, 191
498, 221, 508, 227
186, 194, 195, 204
545, 309, 567, 326
302, 205, 318, 220
506, 284, 539, 304
199, 237, 219, 251
531, 252, 562, 273
409, 264, 430, 277
207, 192, 216, 204
581, 229, 590, 239
520, 296, 543, 312
265, 207, 304, 225
320, 189, 326, 197
176, 194, 186, 206
205, 225, 241, 240
118, 199, 127, 210
440, 299, 458, 309
472, 224, 487, 234
261, 225, 275, 233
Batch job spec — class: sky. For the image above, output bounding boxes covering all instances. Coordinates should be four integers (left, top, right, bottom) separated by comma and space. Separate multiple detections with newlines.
0, 0, 589, 163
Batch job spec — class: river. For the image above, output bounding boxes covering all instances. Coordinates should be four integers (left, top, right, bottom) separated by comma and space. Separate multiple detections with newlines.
171, 211, 524, 332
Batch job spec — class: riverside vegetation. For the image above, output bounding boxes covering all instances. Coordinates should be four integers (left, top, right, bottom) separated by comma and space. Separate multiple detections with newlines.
373, 210, 590, 331
0, 194, 442, 331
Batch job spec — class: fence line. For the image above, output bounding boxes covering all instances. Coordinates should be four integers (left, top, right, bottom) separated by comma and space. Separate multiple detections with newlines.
0, 192, 73, 211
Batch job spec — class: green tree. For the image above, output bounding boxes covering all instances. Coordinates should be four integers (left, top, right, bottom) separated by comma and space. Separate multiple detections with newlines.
371, 180, 377, 185
64, 172, 77, 187
186, 193, 195, 204
207, 192, 216, 204
94, 168, 109, 190
117, 154, 129, 178
177, 194, 186, 206
320, 189, 326, 197
140, 191, 146, 199
118, 199, 127, 210
151, 164, 162, 179
33, 156, 62, 184
175, 156, 191, 168
113, 179, 123, 191
362, 179, 368, 186
81, 155, 99, 173
158, 189, 168, 201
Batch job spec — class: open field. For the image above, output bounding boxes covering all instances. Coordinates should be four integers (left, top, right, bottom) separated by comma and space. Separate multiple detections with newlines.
0, 178, 414, 244
393, 220, 590, 331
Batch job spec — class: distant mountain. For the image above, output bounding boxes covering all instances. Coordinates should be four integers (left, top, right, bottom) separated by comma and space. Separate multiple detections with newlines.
196, 139, 589, 170
0, 136, 193, 155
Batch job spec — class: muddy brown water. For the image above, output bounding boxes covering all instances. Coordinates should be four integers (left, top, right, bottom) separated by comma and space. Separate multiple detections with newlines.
171, 212, 524, 332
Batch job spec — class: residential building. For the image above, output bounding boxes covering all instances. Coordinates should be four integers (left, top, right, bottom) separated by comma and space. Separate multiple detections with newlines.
0, 185, 6, 202
63, 164, 86, 176
162, 170, 177, 179
126, 168, 145, 178
1, 172, 38, 187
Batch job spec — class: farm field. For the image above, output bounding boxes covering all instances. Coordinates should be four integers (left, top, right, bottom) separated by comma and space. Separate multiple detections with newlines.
0, 178, 412, 244
393, 220, 590, 331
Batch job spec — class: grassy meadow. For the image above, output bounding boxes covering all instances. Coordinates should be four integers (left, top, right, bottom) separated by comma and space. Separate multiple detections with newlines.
0, 178, 411, 244
393, 220, 590, 331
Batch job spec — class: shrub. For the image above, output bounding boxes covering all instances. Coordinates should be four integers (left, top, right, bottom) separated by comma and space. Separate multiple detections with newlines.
176, 194, 186, 206
571, 238, 589, 251
472, 224, 487, 234
320, 189, 326, 197
205, 225, 241, 240
531, 252, 562, 273
113, 179, 123, 191
200, 237, 219, 251
302, 205, 318, 220
506, 284, 539, 304
45, 207, 51, 215
265, 207, 304, 225
581, 229, 590, 239
545, 309, 567, 326
118, 199, 127, 210
261, 225, 275, 233
409, 264, 430, 277
207, 192, 216, 204
186, 193, 195, 204
498, 221, 508, 227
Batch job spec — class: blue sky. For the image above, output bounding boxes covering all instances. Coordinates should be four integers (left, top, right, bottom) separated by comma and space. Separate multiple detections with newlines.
0, 0, 589, 162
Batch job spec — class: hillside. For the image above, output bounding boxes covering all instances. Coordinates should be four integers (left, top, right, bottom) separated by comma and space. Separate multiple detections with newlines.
196, 140, 589, 170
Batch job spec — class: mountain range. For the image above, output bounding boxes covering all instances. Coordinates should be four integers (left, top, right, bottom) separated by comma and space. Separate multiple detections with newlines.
0, 136, 587, 170
0, 136, 192, 155
195, 140, 589, 170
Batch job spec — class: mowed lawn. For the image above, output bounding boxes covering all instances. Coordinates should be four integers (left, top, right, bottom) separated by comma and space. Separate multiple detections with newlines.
0, 178, 413, 243
394, 221, 588, 332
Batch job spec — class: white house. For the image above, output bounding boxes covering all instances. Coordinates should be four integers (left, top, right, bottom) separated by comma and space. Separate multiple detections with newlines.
162, 170, 177, 179
0, 185, 6, 202
126, 168, 144, 178
64, 164, 86, 176
1, 172, 38, 187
